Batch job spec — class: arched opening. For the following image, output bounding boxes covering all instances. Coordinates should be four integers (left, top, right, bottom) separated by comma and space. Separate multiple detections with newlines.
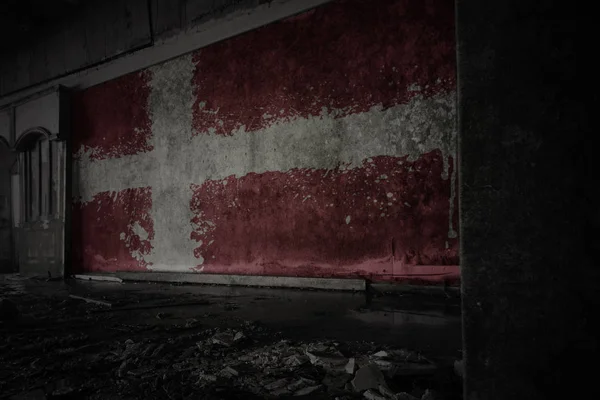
14, 128, 54, 222
12, 127, 67, 278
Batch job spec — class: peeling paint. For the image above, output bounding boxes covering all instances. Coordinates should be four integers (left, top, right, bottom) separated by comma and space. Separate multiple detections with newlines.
73, 90, 456, 203
130, 222, 149, 241
189, 153, 457, 274
72, 188, 154, 272
72, 0, 458, 281
192, 0, 455, 137
73, 71, 153, 161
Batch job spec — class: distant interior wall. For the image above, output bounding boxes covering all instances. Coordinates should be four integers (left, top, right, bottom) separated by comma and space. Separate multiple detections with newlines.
0, 0, 331, 103
71, 0, 458, 283
0, 143, 14, 270
0, 0, 151, 97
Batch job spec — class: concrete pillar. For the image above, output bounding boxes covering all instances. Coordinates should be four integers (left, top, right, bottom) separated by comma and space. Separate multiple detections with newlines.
458, 1, 595, 399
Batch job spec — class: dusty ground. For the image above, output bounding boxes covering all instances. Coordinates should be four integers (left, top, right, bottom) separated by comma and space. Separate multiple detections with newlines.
0, 275, 462, 399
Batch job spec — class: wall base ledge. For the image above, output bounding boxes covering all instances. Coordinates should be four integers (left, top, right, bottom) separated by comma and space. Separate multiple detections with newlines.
113, 271, 366, 291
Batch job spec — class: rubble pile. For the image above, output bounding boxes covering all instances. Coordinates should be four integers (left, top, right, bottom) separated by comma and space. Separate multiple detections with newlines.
100, 324, 444, 399
2, 319, 448, 399
0, 277, 461, 399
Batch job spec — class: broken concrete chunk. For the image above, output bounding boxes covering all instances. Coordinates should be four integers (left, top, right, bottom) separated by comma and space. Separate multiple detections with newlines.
264, 378, 289, 391
369, 349, 438, 378
345, 357, 356, 374
323, 373, 352, 390
140, 343, 156, 357
173, 361, 193, 372
212, 332, 234, 346
185, 318, 199, 328
421, 389, 435, 400
294, 385, 322, 396
220, 366, 239, 378
306, 342, 330, 353
117, 360, 130, 378
306, 349, 348, 372
151, 343, 165, 358
363, 389, 388, 400
197, 371, 217, 383
306, 351, 318, 364
352, 364, 387, 392
284, 354, 307, 367
373, 351, 389, 358
287, 377, 317, 392
372, 358, 394, 371
69, 294, 112, 307
396, 393, 420, 400
378, 384, 396, 398
211, 331, 244, 347
120, 341, 143, 360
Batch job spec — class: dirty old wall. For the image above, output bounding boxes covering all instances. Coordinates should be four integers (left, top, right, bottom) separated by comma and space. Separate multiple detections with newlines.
72, 0, 458, 283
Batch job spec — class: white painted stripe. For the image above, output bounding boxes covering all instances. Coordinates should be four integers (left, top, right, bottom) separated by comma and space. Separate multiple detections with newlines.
75, 58, 457, 202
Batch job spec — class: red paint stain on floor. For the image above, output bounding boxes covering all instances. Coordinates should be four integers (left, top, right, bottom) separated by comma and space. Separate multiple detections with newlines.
190, 151, 458, 281
192, 0, 455, 136
72, 70, 153, 160
72, 187, 154, 273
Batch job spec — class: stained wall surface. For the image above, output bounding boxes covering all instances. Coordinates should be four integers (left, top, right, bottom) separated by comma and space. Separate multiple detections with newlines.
72, 0, 458, 283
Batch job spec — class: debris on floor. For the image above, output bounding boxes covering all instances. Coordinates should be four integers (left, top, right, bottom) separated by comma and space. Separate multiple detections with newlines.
396, 392, 422, 400
210, 329, 245, 346
364, 388, 389, 400
0, 275, 462, 399
69, 294, 112, 308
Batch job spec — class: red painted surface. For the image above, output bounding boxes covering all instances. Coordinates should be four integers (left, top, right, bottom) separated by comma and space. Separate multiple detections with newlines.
190, 151, 458, 282
72, 0, 459, 284
72, 188, 154, 273
192, 0, 455, 136
72, 70, 153, 160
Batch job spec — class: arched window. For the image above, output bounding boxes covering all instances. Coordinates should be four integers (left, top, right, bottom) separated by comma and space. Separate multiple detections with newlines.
15, 128, 56, 222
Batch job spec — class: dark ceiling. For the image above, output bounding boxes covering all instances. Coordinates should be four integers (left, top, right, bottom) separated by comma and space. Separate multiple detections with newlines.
0, 0, 83, 52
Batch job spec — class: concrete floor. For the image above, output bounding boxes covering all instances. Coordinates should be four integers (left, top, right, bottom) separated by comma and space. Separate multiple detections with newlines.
65, 280, 460, 357
0, 274, 462, 399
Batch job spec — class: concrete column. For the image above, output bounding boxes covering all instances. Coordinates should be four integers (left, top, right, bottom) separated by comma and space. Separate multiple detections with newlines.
458, 1, 595, 399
